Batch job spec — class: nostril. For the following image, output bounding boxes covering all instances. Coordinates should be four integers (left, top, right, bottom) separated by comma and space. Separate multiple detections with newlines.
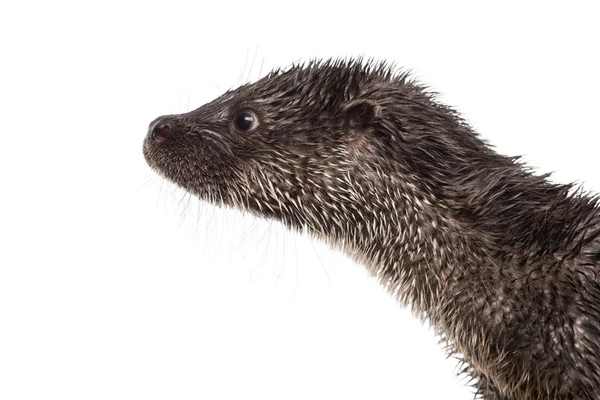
152, 123, 172, 143
147, 117, 173, 142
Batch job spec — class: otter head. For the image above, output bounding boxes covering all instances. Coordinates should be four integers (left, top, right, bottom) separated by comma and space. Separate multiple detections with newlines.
142, 59, 486, 243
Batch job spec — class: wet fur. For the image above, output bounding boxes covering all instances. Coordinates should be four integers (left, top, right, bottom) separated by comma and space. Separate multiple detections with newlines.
143, 59, 600, 399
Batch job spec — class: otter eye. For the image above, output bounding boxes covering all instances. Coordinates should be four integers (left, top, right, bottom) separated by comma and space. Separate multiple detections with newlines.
233, 110, 258, 132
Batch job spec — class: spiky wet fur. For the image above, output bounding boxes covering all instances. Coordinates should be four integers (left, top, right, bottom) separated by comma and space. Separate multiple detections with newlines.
143, 59, 600, 399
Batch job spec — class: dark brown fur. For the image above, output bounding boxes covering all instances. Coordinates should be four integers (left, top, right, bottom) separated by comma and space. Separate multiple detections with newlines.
143, 59, 600, 399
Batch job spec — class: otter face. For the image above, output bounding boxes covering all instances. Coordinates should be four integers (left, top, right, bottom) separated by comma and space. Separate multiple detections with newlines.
143, 60, 393, 232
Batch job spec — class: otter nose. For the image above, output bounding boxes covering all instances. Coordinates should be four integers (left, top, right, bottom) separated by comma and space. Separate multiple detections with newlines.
147, 116, 173, 143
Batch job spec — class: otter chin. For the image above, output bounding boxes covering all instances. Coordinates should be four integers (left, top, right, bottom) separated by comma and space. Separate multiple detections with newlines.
143, 59, 600, 399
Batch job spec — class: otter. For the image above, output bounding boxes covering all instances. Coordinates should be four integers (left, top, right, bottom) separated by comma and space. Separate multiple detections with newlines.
142, 59, 600, 399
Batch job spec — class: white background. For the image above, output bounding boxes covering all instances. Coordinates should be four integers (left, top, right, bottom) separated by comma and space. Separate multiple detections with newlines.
1, 1, 599, 399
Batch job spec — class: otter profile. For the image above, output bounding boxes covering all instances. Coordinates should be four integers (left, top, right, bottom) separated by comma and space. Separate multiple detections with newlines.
143, 59, 600, 399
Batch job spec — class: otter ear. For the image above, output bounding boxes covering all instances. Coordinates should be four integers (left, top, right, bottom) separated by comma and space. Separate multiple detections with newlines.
342, 99, 381, 129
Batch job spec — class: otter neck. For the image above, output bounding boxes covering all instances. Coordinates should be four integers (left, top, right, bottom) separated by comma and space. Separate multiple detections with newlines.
290, 165, 489, 317
291, 158, 597, 336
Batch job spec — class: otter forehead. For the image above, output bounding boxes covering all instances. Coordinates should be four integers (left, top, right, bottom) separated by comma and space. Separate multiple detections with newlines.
225, 59, 409, 114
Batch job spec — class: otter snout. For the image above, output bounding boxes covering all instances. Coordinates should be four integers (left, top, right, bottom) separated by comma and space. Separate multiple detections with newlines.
147, 116, 173, 143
